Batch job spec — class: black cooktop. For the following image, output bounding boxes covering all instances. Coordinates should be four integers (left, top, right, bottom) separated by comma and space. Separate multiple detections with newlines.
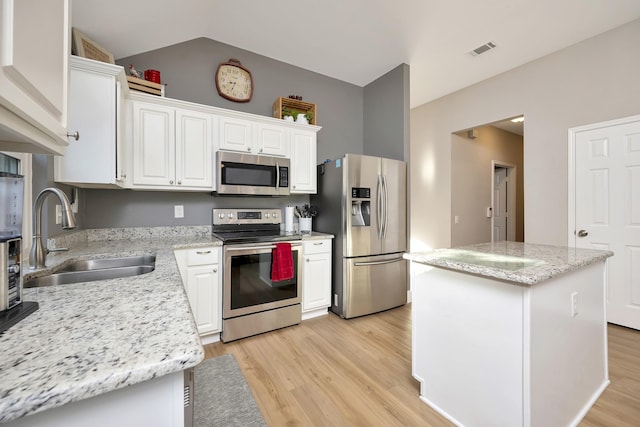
212, 228, 302, 244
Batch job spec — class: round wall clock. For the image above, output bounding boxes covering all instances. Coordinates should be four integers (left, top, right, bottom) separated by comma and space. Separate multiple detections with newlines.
215, 59, 253, 102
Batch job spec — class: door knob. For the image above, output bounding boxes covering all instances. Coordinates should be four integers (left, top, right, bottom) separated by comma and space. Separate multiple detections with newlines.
577, 229, 588, 237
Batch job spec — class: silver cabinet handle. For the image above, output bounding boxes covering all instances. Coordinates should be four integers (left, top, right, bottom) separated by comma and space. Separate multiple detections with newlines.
67, 131, 80, 141
247, 147, 251, 151
177, 180, 182, 185
169, 180, 174, 185
196, 250, 211, 255
213, 268, 218, 273
577, 230, 589, 237
313, 242, 323, 245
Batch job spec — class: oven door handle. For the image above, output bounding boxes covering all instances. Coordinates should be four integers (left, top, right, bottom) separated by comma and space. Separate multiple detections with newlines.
226, 243, 302, 251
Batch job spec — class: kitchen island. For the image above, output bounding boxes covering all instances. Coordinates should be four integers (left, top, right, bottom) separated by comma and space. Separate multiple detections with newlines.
404, 241, 613, 427
0, 227, 221, 426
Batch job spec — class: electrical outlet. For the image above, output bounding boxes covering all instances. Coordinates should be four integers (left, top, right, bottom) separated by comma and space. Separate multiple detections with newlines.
174, 205, 184, 219
55, 204, 62, 224
454, 215, 460, 224
571, 292, 579, 317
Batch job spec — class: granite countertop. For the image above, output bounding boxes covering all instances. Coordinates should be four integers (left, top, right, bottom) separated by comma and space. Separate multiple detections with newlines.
0, 226, 334, 423
0, 226, 223, 423
403, 241, 613, 285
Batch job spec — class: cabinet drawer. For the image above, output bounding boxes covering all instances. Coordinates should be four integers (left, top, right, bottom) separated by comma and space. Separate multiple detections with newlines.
303, 239, 331, 255
186, 247, 219, 266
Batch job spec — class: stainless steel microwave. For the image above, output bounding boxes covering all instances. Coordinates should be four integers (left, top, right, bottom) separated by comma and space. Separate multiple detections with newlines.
216, 151, 290, 196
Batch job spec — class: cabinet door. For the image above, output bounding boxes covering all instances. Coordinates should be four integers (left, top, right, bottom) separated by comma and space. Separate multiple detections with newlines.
256, 123, 289, 157
55, 58, 123, 187
186, 264, 221, 335
290, 129, 317, 193
131, 102, 175, 186
176, 109, 213, 188
302, 251, 332, 312
218, 116, 253, 153
0, 0, 70, 154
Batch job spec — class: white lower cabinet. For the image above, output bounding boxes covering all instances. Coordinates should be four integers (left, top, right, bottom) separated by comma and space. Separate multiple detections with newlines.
302, 239, 332, 317
174, 247, 222, 338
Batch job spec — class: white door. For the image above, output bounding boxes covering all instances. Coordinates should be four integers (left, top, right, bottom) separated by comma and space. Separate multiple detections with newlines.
187, 265, 220, 335
290, 129, 317, 193
493, 167, 508, 241
570, 115, 640, 330
175, 109, 213, 188
131, 102, 175, 186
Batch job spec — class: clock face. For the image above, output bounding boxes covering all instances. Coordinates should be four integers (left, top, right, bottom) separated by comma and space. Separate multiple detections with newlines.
216, 62, 253, 102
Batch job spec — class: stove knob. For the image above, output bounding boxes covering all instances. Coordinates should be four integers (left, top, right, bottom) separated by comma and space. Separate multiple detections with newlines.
8, 264, 20, 275
272, 212, 278, 218
218, 213, 225, 219
265, 213, 270, 219
227, 213, 234, 219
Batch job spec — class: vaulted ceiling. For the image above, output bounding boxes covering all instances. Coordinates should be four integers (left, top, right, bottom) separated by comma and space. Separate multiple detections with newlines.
73, 0, 640, 108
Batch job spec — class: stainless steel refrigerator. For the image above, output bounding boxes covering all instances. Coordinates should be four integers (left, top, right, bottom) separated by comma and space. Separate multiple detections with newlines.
312, 153, 407, 318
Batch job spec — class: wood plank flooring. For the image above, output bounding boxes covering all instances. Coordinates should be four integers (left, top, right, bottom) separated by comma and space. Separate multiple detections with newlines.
203, 304, 640, 426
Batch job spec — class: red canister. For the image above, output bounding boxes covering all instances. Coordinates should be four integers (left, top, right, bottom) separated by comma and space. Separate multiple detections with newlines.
144, 69, 161, 84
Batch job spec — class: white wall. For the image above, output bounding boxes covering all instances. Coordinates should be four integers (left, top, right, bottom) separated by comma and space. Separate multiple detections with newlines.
410, 19, 640, 251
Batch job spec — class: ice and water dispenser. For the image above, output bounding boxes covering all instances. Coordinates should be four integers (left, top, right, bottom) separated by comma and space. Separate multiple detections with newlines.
351, 187, 370, 226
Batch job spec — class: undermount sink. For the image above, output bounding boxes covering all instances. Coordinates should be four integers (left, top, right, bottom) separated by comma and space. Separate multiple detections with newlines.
24, 255, 156, 288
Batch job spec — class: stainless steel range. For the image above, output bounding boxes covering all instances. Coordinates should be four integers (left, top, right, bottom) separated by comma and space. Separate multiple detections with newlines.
213, 208, 302, 342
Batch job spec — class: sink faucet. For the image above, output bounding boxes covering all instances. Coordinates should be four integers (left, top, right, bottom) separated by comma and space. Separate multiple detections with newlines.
29, 188, 77, 269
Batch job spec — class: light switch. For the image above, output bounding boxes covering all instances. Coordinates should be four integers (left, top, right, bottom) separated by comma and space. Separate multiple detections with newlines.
174, 205, 184, 218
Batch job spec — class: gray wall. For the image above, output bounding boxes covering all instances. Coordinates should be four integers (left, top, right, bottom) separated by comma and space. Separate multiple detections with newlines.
117, 37, 364, 162
34, 37, 409, 231
410, 18, 640, 251
363, 64, 410, 161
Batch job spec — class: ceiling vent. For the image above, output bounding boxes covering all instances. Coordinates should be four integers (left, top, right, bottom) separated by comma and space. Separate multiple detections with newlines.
469, 41, 496, 56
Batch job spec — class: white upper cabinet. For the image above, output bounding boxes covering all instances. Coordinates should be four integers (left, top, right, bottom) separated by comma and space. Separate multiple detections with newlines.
128, 95, 214, 190
131, 101, 175, 187
218, 116, 253, 153
175, 109, 214, 188
256, 122, 289, 157
218, 116, 289, 157
0, 0, 71, 155
55, 57, 126, 187
290, 128, 317, 193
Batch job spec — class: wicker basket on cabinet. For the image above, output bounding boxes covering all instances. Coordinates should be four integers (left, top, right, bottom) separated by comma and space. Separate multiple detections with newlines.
272, 97, 317, 125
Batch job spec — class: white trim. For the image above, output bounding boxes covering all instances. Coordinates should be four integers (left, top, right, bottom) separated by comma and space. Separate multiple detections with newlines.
567, 114, 640, 248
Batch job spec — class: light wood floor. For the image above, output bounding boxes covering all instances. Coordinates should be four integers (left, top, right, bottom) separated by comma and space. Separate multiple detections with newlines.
204, 305, 640, 426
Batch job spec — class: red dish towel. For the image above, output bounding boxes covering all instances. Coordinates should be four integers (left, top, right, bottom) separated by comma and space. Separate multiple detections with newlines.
271, 242, 294, 282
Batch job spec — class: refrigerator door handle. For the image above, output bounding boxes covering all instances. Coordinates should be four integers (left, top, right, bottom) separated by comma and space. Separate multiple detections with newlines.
382, 175, 389, 239
376, 175, 383, 239
354, 257, 405, 267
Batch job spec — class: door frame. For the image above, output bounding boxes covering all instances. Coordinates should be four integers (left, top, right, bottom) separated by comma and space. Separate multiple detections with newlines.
491, 160, 516, 242
567, 114, 640, 247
